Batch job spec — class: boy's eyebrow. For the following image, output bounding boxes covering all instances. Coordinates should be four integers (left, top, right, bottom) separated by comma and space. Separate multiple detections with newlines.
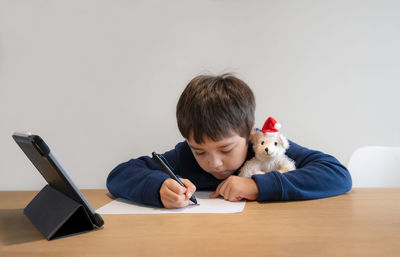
189, 145, 202, 150
188, 142, 236, 151
217, 142, 236, 148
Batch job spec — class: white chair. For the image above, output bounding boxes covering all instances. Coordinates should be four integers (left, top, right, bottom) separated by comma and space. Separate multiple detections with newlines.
348, 146, 400, 187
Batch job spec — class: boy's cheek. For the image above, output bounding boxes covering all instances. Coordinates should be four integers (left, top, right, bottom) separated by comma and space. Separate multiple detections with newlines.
192, 156, 206, 170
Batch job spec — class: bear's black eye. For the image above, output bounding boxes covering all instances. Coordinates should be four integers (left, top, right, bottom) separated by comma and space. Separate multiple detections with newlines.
261, 141, 264, 145
274, 142, 278, 146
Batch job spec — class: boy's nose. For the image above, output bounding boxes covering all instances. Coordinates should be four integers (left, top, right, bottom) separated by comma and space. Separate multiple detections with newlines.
208, 155, 223, 169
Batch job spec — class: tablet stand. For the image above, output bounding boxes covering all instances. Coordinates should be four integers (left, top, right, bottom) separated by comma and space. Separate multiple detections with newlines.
24, 184, 94, 240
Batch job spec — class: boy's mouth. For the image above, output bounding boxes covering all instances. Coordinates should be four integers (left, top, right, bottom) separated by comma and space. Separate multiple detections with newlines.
213, 170, 233, 176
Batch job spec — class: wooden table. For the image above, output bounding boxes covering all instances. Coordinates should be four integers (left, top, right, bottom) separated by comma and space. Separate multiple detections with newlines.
1, 188, 399, 257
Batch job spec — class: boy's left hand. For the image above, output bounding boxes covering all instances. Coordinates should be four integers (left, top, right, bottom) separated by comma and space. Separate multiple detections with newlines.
209, 176, 259, 201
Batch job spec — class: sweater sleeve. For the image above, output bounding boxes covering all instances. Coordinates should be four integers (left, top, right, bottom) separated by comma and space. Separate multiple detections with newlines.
106, 144, 183, 207
252, 141, 352, 201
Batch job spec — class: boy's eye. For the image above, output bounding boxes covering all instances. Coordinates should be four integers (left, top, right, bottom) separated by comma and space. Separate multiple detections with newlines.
261, 141, 264, 145
274, 142, 278, 146
221, 149, 233, 154
195, 152, 205, 156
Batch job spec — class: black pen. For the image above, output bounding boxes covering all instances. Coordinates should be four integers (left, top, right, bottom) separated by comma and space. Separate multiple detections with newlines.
152, 152, 198, 205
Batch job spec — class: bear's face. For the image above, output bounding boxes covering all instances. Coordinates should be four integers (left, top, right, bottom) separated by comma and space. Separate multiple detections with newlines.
252, 131, 289, 160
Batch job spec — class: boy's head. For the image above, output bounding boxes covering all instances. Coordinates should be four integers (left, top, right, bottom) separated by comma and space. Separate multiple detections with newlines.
176, 73, 256, 179
176, 73, 255, 143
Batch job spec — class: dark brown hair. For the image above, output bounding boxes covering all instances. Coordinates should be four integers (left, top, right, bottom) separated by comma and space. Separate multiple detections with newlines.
176, 73, 255, 144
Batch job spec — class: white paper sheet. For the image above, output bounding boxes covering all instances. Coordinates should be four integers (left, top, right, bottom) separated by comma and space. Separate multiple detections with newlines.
96, 191, 245, 214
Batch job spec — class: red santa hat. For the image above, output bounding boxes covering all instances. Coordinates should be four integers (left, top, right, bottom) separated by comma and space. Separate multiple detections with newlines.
261, 117, 281, 137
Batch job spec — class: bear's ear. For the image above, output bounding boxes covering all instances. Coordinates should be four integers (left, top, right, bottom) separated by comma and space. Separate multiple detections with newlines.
252, 131, 265, 144
278, 134, 290, 150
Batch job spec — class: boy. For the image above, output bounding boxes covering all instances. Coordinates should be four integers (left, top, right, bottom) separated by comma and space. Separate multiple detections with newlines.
107, 73, 352, 209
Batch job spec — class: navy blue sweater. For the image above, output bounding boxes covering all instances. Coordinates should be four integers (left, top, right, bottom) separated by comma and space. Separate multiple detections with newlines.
106, 140, 352, 207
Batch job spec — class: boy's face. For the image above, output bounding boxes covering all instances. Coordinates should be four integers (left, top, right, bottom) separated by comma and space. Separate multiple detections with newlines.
186, 131, 248, 180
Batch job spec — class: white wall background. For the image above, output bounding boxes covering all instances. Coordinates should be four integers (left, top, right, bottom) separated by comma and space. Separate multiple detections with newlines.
1, 0, 399, 190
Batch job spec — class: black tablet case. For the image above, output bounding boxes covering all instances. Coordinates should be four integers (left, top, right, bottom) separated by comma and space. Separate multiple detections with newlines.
13, 134, 97, 240
24, 184, 95, 240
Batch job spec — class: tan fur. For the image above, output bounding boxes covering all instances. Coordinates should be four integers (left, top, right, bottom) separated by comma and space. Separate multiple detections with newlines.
238, 131, 296, 178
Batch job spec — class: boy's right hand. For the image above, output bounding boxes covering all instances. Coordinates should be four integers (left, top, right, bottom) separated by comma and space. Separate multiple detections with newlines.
160, 178, 196, 209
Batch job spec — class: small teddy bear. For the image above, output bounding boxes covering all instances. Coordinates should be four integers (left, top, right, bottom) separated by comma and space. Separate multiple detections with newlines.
238, 117, 296, 178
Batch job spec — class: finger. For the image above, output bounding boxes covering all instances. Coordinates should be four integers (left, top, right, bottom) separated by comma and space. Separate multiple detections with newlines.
181, 179, 196, 199
160, 179, 188, 209
227, 185, 243, 202
218, 180, 229, 199
209, 184, 221, 198
164, 197, 189, 209
221, 183, 231, 201
166, 179, 186, 195
164, 189, 189, 209
166, 186, 190, 208
177, 199, 190, 208
210, 179, 226, 198
234, 195, 243, 201
209, 191, 219, 198
165, 185, 186, 203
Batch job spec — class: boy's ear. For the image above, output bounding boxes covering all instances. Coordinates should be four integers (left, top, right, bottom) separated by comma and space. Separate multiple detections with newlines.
278, 134, 290, 150
248, 122, 256, 141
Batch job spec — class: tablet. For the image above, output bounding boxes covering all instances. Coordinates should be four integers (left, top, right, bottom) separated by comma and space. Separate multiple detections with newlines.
12, 132, 104, 228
